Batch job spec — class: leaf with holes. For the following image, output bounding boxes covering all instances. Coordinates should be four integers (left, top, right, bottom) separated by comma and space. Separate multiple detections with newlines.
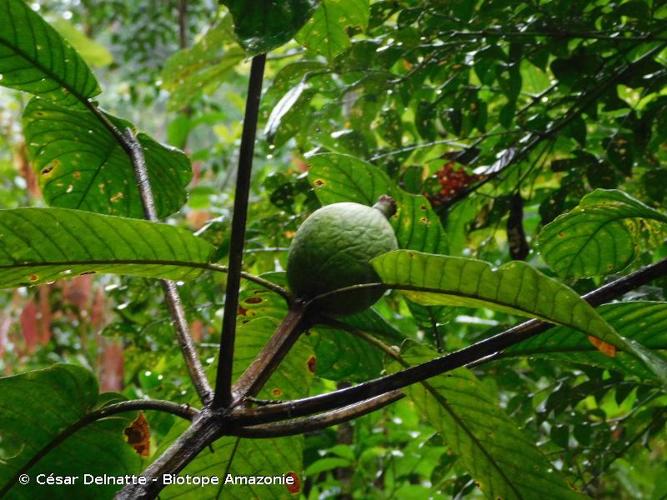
0, 365, 141, 499
372, 250, 667, 383
0, 0, 99, 104
23, 98, 191, 218
398, 344, 583, 500
308, 153, 447, 253
503, 302, 667, 381
537, 189, 667, 278
0, 207, 214, 288
296, 0, 370, 61
222, 0, 319, 54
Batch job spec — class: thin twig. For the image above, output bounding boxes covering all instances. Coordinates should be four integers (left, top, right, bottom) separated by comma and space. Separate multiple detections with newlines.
235, 391, 403, 438
214, 54, 267, 408
123, 130, 213, 404
0, 400, 197, 497
231, 257, 667, 426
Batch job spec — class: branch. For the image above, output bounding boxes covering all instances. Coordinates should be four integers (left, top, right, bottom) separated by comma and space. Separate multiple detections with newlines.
214, 54, 267, 407
231, 257, 667, 426
439, 29, 667, 42
118, 410, 223, 500
1, 399, 197, 498
123, 130, 214, 404
234, 391, 403, 438
231, 302, 308, 401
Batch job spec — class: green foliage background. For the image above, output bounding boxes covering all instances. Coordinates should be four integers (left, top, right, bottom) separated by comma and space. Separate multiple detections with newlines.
0, 0, 666, 498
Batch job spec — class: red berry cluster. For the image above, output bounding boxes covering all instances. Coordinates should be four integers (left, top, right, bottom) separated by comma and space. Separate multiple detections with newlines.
427, 162, 479, 206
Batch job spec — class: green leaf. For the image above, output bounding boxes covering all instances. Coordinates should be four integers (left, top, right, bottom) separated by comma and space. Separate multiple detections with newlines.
537, 189, 667, 278
0, 364, 141, 499
399, 344, 582, 500
372, 250, 667, 384
51, 19, 113, 68
308, 153, 447, 253
222, 0, 319, 54
0, 207, 214, 288
0, 0, 100, 104
23, 98, 191, 218
296, 0, 370, 61
160, 16, 244, 111
503, 302, 667, 381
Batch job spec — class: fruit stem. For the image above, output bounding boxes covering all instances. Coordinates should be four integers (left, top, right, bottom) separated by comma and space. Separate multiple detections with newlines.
373, 194, 397, 219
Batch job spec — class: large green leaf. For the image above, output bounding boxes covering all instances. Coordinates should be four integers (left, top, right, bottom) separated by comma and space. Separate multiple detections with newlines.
160, 16, 244, 111
296, 0, 370, 60
0, 364, 141, 499
308, 153, 447, 254
222, 0, 319, 54
23, 98, 191, 218
0, 0, 100, 104
0, 207, 214, 288
503, 302, 667, 381
372, 250, 667, 383
399, 344, 582, 500
537, 189, 667, 278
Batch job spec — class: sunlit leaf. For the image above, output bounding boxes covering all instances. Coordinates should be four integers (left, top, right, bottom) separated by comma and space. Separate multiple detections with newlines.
0, 207, 214, 288
160, 16, 244, 110
296, 0, 370, 60
0, 0, 100, 104
537, 189, 667, 278
51, 19, 113, 68
0, 365, 140, 499
23, 98, 191, 218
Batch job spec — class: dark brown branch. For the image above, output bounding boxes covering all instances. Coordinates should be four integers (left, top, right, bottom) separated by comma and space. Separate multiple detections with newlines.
1, 400, 197, 498
234, 391, 404, 438
231, 257, 667, 426
82, 101, 214, 403
123, 130, 213, 404
214, 54, 267, 407
117, 410, 223, 499
231, 303, 308, 402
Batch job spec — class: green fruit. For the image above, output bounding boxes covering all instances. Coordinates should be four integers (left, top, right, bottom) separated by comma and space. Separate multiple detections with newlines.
287, 198, 398, 315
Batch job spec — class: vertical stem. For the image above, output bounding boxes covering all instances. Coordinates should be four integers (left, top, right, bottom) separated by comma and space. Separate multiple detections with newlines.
213, 54, 267, 407
178, 0, 188, 50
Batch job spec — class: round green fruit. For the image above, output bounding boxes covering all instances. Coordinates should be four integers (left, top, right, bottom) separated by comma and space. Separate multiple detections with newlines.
286, 197, 398, 316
